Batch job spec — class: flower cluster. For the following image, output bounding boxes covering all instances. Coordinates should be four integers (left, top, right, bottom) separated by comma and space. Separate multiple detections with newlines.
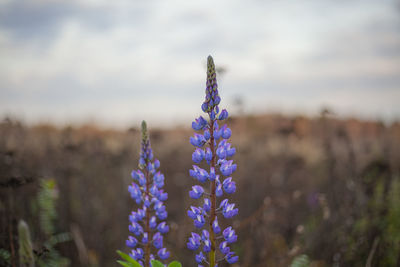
127, 121, 170, 266
187, 56, 239, 266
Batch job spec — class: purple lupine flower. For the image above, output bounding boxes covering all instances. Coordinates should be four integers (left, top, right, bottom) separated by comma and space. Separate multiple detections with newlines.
157, 248, 170, 260
188, 206, 202, 220
203, 239, 211, 253
219, 241, 230, 255
212, 218, 221, 234
203, 198, 211, 212
187, 232, 201, 250
194, 214, 206, 228
222, 202, 239, 219
222, 177, 236, 194
187, 56, 239, 266
152, 232, 163, 249
189, 185, 205, 199
222, 227, 238, 243
157, 222, 169, 234
192, 148, 205, 163
126, 121, 169, 266
126, 236, 138, 248
201, 229, 210, 240
226, 252, 239, 264
196, 251, 206, 263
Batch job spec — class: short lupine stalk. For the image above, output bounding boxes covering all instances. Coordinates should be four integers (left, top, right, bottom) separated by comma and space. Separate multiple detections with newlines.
127, 121, 170, 267
18, 220, 35, 267
187, 56, 239, 266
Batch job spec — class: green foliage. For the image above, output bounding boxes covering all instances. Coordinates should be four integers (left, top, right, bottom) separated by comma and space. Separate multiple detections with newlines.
0, 181, 70, 267
36, 179, 70, 267
117, 260, 137, 267
151, 260, 182, 267
290, 254, 310, 267
45, 232, 71, 248
116, 250, 142, 267
345, 163, 400, 265
150, 260, 164, 267
18, 220, 35, 267
37, 179, 57, 236
0, 249, 10, 266
116, 250, 182, 267
381, 176, 400, 266
167, 261, 182, 267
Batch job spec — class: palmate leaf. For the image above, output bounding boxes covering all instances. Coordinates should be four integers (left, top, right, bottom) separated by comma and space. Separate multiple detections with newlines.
150, 259, 182, 267
116, 250, 142, 267
168, 261, 182, 267
290, 254, 310, 267
117, 260, 136, 267
151, 260, 164, 267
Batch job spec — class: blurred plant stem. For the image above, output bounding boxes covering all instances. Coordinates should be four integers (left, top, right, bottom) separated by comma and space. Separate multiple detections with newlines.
18, 220, 35, 267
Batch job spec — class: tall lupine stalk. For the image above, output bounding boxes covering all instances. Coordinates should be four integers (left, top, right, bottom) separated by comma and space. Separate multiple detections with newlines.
187, 56, 239, 266
127, 121, 170, 267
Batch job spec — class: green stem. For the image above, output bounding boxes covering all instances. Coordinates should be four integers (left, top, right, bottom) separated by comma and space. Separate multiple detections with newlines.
144, 166, 151, 267
209, 119, 216, 267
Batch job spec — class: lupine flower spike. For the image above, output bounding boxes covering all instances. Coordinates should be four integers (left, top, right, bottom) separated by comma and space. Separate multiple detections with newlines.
127, 121, 170, 267
187, 56, 239, 266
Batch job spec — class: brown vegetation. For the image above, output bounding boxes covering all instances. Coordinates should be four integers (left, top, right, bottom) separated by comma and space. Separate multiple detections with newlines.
1, 113, 399, 266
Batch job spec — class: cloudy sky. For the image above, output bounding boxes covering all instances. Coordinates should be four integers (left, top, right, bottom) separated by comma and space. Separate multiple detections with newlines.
0, 0, 399, 127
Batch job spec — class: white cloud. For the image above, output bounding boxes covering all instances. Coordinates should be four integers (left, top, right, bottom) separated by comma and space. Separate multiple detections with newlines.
0, 0, 399, 126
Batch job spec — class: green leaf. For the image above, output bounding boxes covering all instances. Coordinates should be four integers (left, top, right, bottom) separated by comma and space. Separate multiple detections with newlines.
168, 261, 182, 267
116, 250, 142, 267
117, 260, 135, 267
0, 248, 11, 264
151, 260, 164, 267
290, 254, 310, 267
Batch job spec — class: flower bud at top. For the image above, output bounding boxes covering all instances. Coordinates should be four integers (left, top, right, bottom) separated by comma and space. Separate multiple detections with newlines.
202, 56, 220, 114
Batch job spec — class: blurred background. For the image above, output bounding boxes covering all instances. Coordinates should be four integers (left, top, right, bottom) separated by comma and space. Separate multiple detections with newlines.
1, 0, 399, 266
